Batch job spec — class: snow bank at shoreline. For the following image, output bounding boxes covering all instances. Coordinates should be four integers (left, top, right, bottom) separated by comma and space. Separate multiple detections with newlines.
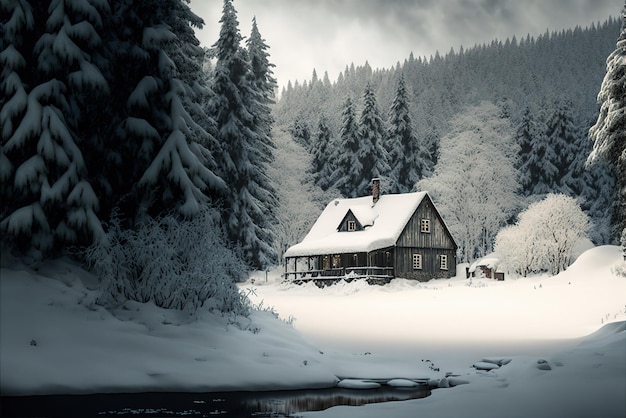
0, 258, 337, 396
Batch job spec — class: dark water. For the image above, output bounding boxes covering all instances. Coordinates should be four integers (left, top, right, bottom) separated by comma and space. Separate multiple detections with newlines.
0, 386, 430, 418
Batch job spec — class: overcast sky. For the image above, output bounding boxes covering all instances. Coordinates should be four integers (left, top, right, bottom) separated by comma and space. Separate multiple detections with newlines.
189, 0, 621, 89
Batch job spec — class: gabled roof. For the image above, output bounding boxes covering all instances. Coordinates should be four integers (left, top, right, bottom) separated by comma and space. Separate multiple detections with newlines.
284, 192, 428, 258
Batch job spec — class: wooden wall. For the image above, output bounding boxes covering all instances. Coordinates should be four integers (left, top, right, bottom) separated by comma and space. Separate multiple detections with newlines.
395, 195, 457, 280
395, 247, 457, 280
396, 195, 456, 250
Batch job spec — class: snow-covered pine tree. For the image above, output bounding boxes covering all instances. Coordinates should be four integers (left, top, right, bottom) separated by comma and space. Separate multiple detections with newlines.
1, 0, 35, 232
109, 0, 225, 221
247, 16, 276, 143
516, 106, 542, 196
244, 15, 279, 267
355, 83, 391, 196
560, 121, 594, 195
1, 0, 107, 257
521, 103, 559, 196
588, 4, 626, 241
311, 114, 334, 190
545, 99, 580, 196
385, 86, 406, 194
290, 114, 311, 149
584, 158, 615, 244
331, 96, 362, 197
386, 75, 426, 193
209, 0, 276, 269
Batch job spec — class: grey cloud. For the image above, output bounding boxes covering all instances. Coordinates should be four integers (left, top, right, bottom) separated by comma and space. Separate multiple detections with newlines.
191, 0, 620, 87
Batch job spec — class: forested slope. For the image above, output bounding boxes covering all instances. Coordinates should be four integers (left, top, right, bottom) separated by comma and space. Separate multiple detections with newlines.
271, 18, 621, 259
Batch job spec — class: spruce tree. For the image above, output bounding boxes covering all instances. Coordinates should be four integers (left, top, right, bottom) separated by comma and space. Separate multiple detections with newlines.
516, 106, 541, 196
79, 0, 225, 223
1, 0, 107, 257
545, 99, 579, 195
311, 114, 334, 190
588, 4, 626, 241
561, 123, 593, 198
585, 159, 615, 243
130, 0, 225, 219
331, 96, 362, 197
209, 0, 275, 269
289, 114, 311, 149
521, 103, 559, 196
386, 75, 426, 193
356, 83, 390, 196
247, 16, 276, 143
245, 15, 278, 267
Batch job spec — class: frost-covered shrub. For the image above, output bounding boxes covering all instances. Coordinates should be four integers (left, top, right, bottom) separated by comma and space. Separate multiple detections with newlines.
494, 225, 539, 277
495, 194, 590, 276
83, 209, 248, 315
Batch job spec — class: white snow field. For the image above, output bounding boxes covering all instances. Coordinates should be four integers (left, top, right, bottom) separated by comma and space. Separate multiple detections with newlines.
1, 245, 625, 417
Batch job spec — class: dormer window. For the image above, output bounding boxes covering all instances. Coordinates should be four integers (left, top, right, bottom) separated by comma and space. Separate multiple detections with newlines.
347, 220, 356, 231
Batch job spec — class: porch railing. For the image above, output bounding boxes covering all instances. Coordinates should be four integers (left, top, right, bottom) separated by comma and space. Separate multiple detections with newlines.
283, 266, 394, 282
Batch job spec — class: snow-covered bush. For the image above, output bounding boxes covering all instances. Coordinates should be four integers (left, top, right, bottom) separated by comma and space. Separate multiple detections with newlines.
493, 225, 539, 277
495, 194, 590, 276
83, 209, 249, 315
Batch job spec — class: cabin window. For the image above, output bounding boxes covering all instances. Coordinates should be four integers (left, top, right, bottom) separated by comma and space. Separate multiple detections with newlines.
323, 255, 330, 270
421, 219, 431, 233
412, 254, 422, 270
332, 254, 341, 268
352, 253, 358, 266
347, 220, 356, 231
440, 254, 448, 270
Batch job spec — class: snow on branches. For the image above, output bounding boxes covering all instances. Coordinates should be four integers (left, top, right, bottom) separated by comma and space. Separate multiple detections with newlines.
495, 194, 590, 276
84, 209, 248, 315
419, 102, 520, 262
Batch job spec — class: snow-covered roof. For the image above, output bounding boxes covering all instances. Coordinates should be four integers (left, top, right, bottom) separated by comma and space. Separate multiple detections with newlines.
284, 192, 428, 258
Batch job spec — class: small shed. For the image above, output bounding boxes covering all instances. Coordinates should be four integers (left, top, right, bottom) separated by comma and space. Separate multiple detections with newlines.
283, 179, 457, 284
467, 254, 504, 280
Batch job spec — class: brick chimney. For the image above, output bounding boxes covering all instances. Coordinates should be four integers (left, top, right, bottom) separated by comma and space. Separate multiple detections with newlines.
372, 178, 380, 204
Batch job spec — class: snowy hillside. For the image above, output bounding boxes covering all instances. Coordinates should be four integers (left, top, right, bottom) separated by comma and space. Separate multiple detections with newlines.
1, 246, 625, 417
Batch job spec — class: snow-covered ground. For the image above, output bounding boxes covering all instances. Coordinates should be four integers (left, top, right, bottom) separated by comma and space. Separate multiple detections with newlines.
1, 246, 625, 417
248, 245, 626, 417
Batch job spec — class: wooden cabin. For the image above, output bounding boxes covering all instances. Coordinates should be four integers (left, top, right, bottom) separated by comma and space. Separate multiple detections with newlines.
284, 179, 457, 283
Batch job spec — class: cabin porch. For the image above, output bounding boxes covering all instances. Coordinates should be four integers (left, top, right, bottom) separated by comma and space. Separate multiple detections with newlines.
284, 248, 395, 284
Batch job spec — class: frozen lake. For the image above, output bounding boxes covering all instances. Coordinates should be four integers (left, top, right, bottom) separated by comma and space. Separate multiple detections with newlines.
1, 386, 430, 417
